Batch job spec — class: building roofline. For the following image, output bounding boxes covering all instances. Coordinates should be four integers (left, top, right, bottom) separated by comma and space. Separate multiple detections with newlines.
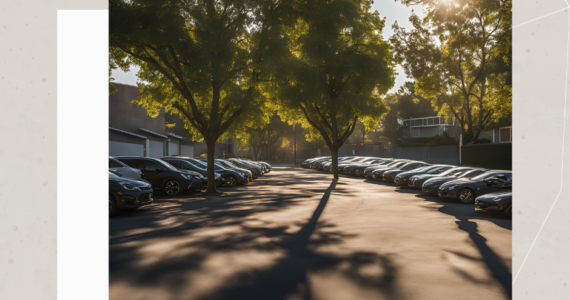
166, 133, 184, 139
139, 128, 168, 138
109, 127, 147, 139
110, 81, 139, 88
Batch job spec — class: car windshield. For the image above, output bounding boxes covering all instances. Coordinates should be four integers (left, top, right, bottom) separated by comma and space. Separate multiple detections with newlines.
459, 170, 482, 178
156, 159, 179, 171
471, 172, 494, 181
413, 166, 432, 172
438, 168, 463, 176
386, 161, 402, 167
109, 172, 121, 179
426, 166, 448, 174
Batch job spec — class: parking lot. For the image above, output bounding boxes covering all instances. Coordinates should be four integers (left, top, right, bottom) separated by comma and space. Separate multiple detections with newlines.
110, 168, 512, 300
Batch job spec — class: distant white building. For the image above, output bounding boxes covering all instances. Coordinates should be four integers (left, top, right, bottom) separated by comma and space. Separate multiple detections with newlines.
400, 116, 462, 139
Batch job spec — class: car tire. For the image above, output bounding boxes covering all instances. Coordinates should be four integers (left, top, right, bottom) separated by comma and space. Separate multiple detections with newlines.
457, 188, 475, 204
109, 195, 117, 217
224, 175, 237, 187
505, 204, 512, 218
354, 168, 362, 177
164, 179, 182, 196
250, 169, 259, 179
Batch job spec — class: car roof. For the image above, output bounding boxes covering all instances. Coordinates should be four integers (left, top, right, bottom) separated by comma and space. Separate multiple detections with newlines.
114, 156, 160, 160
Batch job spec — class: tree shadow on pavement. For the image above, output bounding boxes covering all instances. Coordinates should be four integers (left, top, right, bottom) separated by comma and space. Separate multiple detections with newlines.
396, 190, 512, 299
194, 179, 398, 300
110, 177, 399, 300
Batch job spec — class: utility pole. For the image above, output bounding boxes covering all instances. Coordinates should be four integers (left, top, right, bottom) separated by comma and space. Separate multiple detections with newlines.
293, 124, 298, 164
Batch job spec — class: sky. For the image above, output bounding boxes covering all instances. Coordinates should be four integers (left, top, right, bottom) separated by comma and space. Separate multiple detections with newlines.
111, 0, 424, 94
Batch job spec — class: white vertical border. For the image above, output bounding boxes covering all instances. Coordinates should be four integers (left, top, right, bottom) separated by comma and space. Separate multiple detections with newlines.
57, 10, 109, 299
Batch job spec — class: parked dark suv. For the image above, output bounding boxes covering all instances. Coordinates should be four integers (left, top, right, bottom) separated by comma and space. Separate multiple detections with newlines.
109, 172, 154, 217
115, 157, 203, 195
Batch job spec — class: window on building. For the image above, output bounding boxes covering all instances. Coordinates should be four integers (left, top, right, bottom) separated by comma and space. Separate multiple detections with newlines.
499, 127, 511, 143
433, 117, 440, 125
427, 118, 434, 125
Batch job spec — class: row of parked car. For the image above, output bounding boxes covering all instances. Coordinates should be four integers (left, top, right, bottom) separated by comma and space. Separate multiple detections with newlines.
301, 156, 512, 218
108, 156, 272, 216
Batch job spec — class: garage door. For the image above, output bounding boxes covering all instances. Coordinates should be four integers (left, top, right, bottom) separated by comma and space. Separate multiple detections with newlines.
168, 142, 180, 155
149, 140, 164, 158
109, 141, 144, 157
181, 145, 194, 158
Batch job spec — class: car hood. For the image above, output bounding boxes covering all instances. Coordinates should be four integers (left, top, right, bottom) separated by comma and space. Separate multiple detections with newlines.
440, 178, 484, 189
410, 174, 440, 181
109, 177, 151, 188
476, 190, 512, 201
423, 176, 459, 185
398, 170, 428, 178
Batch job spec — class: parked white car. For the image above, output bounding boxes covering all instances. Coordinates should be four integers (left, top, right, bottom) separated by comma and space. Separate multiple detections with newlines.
109, 156, 143, 179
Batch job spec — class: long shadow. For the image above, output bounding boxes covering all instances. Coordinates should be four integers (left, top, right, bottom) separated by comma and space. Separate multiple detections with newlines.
395, 190, 512, 299
196, 179, 397, 300
110, 175, 398, 300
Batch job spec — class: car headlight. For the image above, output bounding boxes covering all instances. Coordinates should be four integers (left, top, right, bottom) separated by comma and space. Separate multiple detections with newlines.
181, 174, 192, 180
120, 183, 141, 191
449, 186, 456, 190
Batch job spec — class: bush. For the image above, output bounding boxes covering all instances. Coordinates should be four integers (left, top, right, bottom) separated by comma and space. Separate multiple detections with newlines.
399, 133, 457, 147
462, 143, 512, 170
474, 138, 492, 144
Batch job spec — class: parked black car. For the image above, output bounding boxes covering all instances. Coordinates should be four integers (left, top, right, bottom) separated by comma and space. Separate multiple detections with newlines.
408, 167, 477, 189
363, 160, 409, 178
227, 158, 264, 178
343, 158, 394, 176
161, 157, 228, 187
373, 161, 429, 181
190, 157, 250, 186
393, 165, 454, 185
438, 171, 512, 204
109, 172, 154, 217
475, 191, 512, 218
215, 159, 253, 180
301, 157, 330, 168
418, 168, 488, 193
115, 157, 203, 195
322, 157, 356, 172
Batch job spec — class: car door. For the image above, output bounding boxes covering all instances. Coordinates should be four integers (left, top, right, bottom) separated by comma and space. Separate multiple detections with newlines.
480, 174, 508, 195
138, 159, 166, 188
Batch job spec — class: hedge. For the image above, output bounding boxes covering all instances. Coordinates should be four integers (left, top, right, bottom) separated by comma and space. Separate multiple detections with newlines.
461, 143, 512, 170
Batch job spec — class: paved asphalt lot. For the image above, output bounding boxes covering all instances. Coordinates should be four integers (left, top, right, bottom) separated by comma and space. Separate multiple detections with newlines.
110, 168, 512, 300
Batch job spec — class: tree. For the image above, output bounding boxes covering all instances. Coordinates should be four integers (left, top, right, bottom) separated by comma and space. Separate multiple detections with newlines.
377, 82, 436, 141
391, 0, 511, 143
235, 114, 290, 160
109, 0, 288, 193
273, 0, 395, 179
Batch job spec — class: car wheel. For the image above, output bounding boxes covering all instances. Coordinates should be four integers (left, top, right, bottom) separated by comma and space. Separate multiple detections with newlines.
354, 168, 362, 177
251, 170, 259, 179
224, 175, 237, 187
109, 196, 117, 217
164, 179, 182, 196
505, 204, 512, 218
457, 188, 475, 204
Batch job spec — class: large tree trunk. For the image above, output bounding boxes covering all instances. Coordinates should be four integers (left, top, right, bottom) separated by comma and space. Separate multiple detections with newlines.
331, 146, 339, 180
205, 138, 218, 193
